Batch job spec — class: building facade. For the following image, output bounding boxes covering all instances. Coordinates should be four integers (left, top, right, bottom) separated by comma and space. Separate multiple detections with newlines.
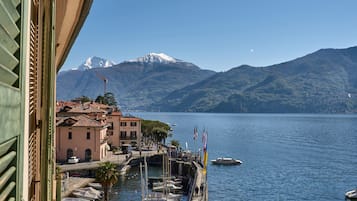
119, 116, 142, 147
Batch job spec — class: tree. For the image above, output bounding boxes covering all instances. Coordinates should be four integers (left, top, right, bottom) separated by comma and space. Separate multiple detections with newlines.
72, 95, 91, 103
104, 92, 117, 106
170, 139, 180, 148
96, 162, 119, 201
141, 120, 170, 146
95, 92, 118, 106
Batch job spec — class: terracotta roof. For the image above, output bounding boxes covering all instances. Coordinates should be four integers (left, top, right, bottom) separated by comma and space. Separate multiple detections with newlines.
120, 116, 141, 121
67, 104, 108, 114
57, 115, 105, 127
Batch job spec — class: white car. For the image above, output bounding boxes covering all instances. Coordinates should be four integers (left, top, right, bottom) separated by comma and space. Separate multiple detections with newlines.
67, 156, 80, 164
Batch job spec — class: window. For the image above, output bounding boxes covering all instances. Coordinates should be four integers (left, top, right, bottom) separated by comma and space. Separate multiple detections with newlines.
108, 122, 114, 130
120, 131, 126, 139
130, 122, 137, 127
130, 131, 137, 139
68, 132, 72, 139
120, 122, 127, 126
87, 132, 90, 139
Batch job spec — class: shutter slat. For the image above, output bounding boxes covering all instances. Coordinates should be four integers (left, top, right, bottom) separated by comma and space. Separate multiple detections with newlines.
0, 138, 16, 157
0, 181, 15, 201
0, 166, 15, 190
0, 26, 19, 54
0, 45, 18, 71
0, 64, 18, 86
0, 2, 19, 39
11, 0, 20, 7
0, 1, 20, 22
0, 151, 16, 175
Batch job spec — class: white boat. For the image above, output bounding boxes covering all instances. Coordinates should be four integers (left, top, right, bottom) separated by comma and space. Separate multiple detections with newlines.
62, 198, 89, 201
72, 187, 103, 200
152, 180, 182, 187
346, 189, 357, 200
119, 164, 131, 175
87, 182, 102, 190
211, 157, 242, 165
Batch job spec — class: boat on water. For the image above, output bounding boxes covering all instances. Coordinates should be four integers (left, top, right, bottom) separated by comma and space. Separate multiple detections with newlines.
87, 182, 102, 190
211, 157, 242, 165
72, 187, 103, 200
346, 189, 357, 200
62, 198, 89, 201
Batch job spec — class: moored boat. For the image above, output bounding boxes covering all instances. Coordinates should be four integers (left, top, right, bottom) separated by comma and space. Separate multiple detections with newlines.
211, 157, 242, 165
346, 189, 357, 200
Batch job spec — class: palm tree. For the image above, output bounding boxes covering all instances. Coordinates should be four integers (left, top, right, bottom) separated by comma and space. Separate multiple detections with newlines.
96, 162, 119, 201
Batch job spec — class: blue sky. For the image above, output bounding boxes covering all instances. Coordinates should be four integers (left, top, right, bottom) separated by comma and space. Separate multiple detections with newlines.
61, 0, 357, 72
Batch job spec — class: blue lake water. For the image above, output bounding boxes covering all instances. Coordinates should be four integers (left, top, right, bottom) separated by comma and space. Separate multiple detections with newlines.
111, 112, 357, 201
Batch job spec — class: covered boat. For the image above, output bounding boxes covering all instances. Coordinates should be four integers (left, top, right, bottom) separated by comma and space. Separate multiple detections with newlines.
346, 189, 357, 200
211, 157, 242, 165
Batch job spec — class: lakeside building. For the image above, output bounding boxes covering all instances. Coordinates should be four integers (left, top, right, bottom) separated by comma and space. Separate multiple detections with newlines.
119, 116, 142, 147
56, 115, 109, 163
0, 0, 93, 200
56, 101, 142, 154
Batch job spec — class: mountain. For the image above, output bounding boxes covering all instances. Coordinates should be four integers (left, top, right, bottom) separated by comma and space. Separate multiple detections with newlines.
152, 46, 357, 113
73, 56, 116, 71
56, 53, 216, 110
125, 53, 180, 64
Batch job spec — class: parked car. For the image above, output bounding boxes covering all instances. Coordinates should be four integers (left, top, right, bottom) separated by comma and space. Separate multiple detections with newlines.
67, 156, 80, 164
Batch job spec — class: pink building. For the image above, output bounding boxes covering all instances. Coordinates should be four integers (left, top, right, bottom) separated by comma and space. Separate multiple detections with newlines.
56, 115, 109, 162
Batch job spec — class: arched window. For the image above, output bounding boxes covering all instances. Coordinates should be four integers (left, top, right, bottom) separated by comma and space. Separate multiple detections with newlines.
85, 149, 92, 161
67, 149, 73, 159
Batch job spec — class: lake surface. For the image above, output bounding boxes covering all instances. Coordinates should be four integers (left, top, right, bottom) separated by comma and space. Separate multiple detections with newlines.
111, 112, 357, 201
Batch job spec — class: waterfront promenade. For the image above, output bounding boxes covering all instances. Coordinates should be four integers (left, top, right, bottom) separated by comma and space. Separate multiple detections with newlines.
59, 150, 164, 198
59, 150, 163, 172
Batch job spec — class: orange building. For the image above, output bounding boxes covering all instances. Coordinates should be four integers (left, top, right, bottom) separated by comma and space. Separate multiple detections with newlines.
119, 116, 142, 147
56, 115, 109, 162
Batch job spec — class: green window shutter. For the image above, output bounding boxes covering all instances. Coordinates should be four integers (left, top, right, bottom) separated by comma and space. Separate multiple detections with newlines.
0, 0, 22, 200
0, 138, 17, 201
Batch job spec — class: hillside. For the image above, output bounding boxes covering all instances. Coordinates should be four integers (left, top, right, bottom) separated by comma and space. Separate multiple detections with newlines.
153, 46, 357, 113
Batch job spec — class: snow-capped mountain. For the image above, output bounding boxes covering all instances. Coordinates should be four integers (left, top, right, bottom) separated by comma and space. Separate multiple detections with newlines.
74, 56, 116, 71
125, 53, 181, 64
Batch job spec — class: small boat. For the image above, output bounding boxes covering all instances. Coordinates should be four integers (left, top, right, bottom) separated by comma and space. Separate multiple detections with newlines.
346, 189, 357, 200
87, 182, 102, 190
211, 157, 242, 165
119, 164, 131, 175
72, 187, 103, 200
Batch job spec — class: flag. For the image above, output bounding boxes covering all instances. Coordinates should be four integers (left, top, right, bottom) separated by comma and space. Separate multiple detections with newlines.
202, 129, 208, 151
193, 127, 198, 140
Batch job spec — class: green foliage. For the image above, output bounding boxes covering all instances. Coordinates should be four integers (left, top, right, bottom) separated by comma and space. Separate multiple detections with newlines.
72, 95, 91, 103
142, 120, 170, 145
95, 92, 118, 106
96, 162, 119, 201
170, 139, 180, 148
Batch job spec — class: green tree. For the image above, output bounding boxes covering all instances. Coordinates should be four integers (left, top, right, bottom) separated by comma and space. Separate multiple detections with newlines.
96, 162, 119, 201
170, 139, 180, 148
104, 92, 117, 106
95, 92, 118, 106
141, 120, 170, 146
72, 95, 91, 103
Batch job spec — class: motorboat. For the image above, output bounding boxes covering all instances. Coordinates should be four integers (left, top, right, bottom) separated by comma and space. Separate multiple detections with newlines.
346, 189, 357, 200
211, 157, 242, 165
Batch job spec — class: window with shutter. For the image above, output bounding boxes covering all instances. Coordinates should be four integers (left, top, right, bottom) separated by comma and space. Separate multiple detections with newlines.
0, 0, 22, 200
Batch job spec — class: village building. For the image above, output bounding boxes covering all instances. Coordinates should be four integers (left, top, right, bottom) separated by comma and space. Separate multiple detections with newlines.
56, 115, 109, 162
119, 116, 142, 148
